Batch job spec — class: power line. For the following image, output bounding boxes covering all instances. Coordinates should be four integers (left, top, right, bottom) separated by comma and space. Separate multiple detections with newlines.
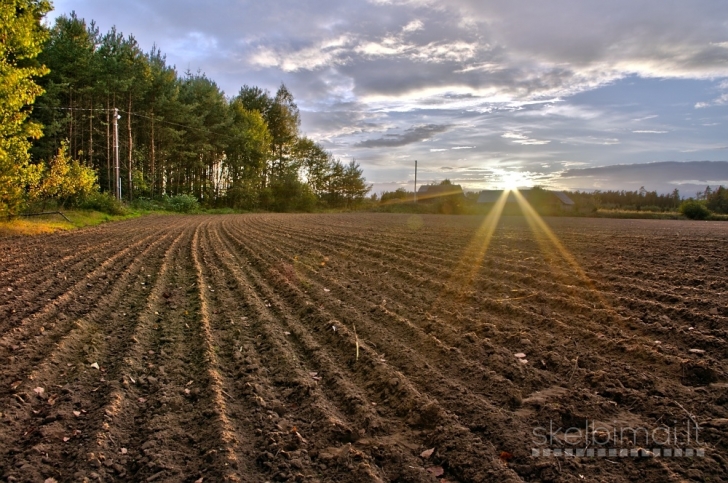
34, 106, 112, 112
119, 110, 237, 141
34, 105, 237, 142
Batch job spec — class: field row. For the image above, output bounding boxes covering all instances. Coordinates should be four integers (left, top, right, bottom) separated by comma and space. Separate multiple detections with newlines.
1, 213, 726, 482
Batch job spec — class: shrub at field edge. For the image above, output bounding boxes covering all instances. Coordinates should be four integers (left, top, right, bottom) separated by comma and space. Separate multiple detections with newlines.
680, 200, 711, 220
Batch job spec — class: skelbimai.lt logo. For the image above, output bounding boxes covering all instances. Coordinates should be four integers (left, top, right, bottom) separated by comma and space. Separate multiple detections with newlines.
531, 419, 705, 458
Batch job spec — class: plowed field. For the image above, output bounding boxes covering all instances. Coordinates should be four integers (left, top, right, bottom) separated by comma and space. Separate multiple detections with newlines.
1, 213, 727, 483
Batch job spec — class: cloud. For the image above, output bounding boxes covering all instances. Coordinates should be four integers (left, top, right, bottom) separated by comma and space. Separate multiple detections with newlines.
249, 35, 354, 72
695, 92, 728, 108
402, 20, 424, 32
632, 115, 658, 122
49, 0, 728, 192
502, 131, 550, 145
559, 136, 621, 146
355, 124, 449, 147
554, 161, 728, 192
52, 0, 728, 103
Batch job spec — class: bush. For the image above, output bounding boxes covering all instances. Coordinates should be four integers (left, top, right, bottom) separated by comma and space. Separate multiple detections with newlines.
680, 200, 710, 220
28, 141, 98, 210
164, 194, 200, 213
381, 188, 411, 204
130, 197, 165, 211
79, 192, 129, 215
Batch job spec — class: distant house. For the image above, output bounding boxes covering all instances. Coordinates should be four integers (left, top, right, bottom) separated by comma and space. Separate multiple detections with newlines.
476, 189, 575, 213
417, 183, 465, 202
551, 191, 576, 210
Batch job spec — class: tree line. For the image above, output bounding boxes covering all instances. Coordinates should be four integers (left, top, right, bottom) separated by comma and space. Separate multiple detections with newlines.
565, 187, 682, 212
0, 4, 371, 216
566, 186, 728, 217
376, 183, 728, 219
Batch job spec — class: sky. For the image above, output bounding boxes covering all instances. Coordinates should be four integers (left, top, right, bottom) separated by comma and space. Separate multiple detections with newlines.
48, 0, 728, 195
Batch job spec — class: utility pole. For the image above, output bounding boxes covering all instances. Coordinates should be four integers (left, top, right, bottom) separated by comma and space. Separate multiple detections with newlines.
414, 160, 418, 203
113, 108, 121, 200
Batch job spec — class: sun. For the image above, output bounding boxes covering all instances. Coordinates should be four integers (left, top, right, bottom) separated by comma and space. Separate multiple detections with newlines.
499, 170, 530, 190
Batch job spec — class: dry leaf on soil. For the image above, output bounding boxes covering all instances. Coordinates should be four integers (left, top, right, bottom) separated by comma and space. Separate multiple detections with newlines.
426, 466, 444, 477
421, 448, 435, 459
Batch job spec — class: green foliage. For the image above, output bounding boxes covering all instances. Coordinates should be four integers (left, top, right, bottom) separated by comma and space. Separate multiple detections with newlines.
323, 159, 371, 208
79, 191, 129, 215
295, 137, 330, 196
706, 186, 728, 214
435, 198, 463, 214
680, 200, 710, 220
267, 84, 300, 178
29, 141, 98, 208
380, 188, 411, 203
129, 196, 162, 211
566, 188, 681, 213
31, 12, 97, 162
227, 101, 270, 183
639, 205, 664, 213
341, 159, 371, 207
225, 178, 260, 211
164, 194, 199, 213
592, 209, 683, 220
268, 173, 317, 212
23, 10, 372, 213
0, 0, 51, 215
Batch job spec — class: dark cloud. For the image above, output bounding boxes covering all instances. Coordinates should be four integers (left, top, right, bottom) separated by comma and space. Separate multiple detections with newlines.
555, 161, 728, 193
354, 124, 450, 148
559, 161, 728, 180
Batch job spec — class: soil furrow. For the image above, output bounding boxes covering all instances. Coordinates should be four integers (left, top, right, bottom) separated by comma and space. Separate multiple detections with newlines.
2, 214, 727, 483
225, 219, 672, 481
0, 228, 184, 481
225, 217, 724, 483
213, 218, 431, 482
0, 226, 170, 337
0, 229, 177, 399
227, 217, 692, 385
190, 220, 255, 481
98, 222, 242, 482
219, 217, 523, 482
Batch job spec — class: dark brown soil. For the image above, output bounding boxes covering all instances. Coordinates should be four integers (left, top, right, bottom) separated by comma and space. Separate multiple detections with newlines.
1, 213, 727, 482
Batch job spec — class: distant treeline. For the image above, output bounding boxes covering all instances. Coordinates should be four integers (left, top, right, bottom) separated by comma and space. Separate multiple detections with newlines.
565, 186, 728, 216
376, 184, 728, 219
1, 6, 370, 216
565, 187, 681, 212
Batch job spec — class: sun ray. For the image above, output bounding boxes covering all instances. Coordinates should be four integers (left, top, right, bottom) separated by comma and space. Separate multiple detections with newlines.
447, 189, 510, 294
511, 189, 614, 311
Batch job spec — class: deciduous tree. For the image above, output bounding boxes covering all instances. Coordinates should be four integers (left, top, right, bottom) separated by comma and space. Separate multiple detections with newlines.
0, 0, 50, 215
